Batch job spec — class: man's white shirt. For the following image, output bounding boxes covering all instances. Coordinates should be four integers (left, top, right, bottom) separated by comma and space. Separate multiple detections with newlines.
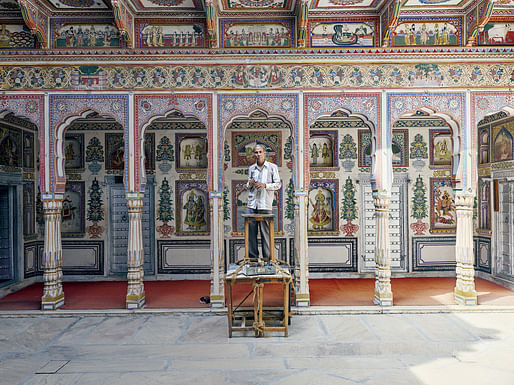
246, 161, 281, 210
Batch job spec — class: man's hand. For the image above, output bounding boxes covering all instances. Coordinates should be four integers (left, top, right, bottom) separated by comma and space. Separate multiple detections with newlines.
255, 182, 266, 189
249, 178, 256, 187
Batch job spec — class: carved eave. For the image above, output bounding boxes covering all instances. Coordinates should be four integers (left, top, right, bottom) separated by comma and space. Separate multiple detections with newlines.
204, 0, 218, 49
110, 0, 135, 49
17, 0, 49, 48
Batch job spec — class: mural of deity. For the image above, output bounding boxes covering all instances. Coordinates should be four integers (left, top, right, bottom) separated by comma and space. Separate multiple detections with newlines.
0, 136, 19, 167
309, 134, 334, 167
177, 135, 207, 169
493, 128, 513, 162
432, 135, 452, 166
183, 191, 207, 231
309, 189, 332, 230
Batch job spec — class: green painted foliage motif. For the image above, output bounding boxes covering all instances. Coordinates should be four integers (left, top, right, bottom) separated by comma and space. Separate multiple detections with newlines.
158, 177, 173, 222
285, 178, 295, 220
223, 186, 230, 221
85, 137, 104, 163
342, 176, 357, 221
87, 178, 104, 222
411, 175, 427, 219
410, 134, 428, 159
156, 136, 174, 162
339, 134, 357, 160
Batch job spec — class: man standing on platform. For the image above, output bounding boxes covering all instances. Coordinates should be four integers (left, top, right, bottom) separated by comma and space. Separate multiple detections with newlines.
246, 144, 281, 262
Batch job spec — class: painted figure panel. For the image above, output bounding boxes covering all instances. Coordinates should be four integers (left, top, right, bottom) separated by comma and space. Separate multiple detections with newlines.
232, 131, 281, 168
430, 129, 452, 167
0, 127, 22, 168
358, 130, 372, 168
0, 24, 37, 48
23, 131, 34, 169
478, 177, 491, 231
62, 181, 85, 237
393, 21, 460, 46
105, 133, 125, 170
479, 126, 490, 165
309, 130, 337, 168
392, 129, 409, 167
479, 21, 514, 46
137, 21, 205, 48
231, 180, 282, 234
308, 180, 338, 233
176, 133, 207, 170
144, 132, 155, 171
53, 22, 121, 49
492, 117, 514, 162
313, 0, 376, 7
23, 182, 35, 236
46, 0, 110, 9
430, 178, 456, 233
310, 21, 376, 47
176, 181, 209, 235
64, 133, 84, 170
221, 20, 294, 48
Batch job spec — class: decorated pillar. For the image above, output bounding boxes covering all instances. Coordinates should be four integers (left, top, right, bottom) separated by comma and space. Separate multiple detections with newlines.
294, 191, 310, 306
41, 198, 64, 310
373, 193, 393, 306
126, 193, 145, 309
454, 192, 477, 306
209, 192, 225, 308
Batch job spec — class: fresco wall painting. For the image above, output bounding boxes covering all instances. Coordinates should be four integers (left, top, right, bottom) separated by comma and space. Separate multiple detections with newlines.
429, 129, 452, 167
309, 19, 377, 47
176, 180, 209, 235
393, 19, 461, 46
136, 20, 205, 48
231, 131, 281, 168
52, 21, 122, 49
492, 117, 514, 162
430, 178, 456, 233
221, 19, 294, 48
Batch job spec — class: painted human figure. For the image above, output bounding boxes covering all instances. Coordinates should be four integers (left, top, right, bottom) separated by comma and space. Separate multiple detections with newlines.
322, 142, 331, 165
183, 143, 192, 166
309, 189, 331, 230
193, 195, 206, 230
246, 144, 281, 262
310, 142, 319, 165
183, 191, 197, 230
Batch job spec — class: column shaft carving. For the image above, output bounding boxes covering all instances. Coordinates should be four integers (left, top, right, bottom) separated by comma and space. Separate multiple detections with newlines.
294, 192, 310, 306
42, 199, 65, 310
454, 190, 477, 305
126, 196, 145, 309
209, 194, 225, 308
373, 194, 393, 306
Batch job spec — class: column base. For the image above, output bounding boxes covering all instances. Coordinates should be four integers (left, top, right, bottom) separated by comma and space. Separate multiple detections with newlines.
210, 295, 225, 309
41, 293, 65, 311
295, 293, 310, 307
126, 292, 146, 309
374, 291, 393, 307
454, 288, 477, 306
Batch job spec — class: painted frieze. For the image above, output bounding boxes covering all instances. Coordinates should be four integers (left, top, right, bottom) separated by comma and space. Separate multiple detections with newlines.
137, 21, 205, 48
135, 0, 202, 10
0, 23, 36, 48
224, 0, 291, 8
393, 19, 461, 46
310, 19, 377, 47
221, 19, 294, 48
52, 21, 122, 49
176, 180, 209, 235
430, 178, 456, 233
478, 21, 514, 45
46, 0, 109, 9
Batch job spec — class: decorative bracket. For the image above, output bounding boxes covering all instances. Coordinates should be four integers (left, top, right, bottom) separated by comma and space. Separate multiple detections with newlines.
382, 0, 402, 48
110, 0, 134, 49
297, 0, 309, 49
466, 0, 497, 47
17, 0, 49, 49
204, 0, 218, 48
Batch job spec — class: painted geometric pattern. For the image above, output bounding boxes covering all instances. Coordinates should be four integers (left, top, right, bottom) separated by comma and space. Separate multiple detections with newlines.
0, 62, 511, 91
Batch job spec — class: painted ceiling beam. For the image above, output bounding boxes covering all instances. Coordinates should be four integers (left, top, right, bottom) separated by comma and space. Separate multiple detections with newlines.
110, 0, 135, 49
297, 0, 310, 49
204, 0, 218, 49
382, 0, 402, 48
17, 0, 49, 49
466, 0, 496, 47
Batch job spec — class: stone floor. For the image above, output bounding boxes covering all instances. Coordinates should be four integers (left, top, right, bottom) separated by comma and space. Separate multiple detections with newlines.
1, 310, 514, 385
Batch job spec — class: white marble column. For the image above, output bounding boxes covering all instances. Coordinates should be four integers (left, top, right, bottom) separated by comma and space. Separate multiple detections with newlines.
454, 189, 477, 305
294, 191, 310, 306
209, 192, 225, 308
373, 193, 393, 306
41, 199, 65, 310
126, 194, 145, 309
